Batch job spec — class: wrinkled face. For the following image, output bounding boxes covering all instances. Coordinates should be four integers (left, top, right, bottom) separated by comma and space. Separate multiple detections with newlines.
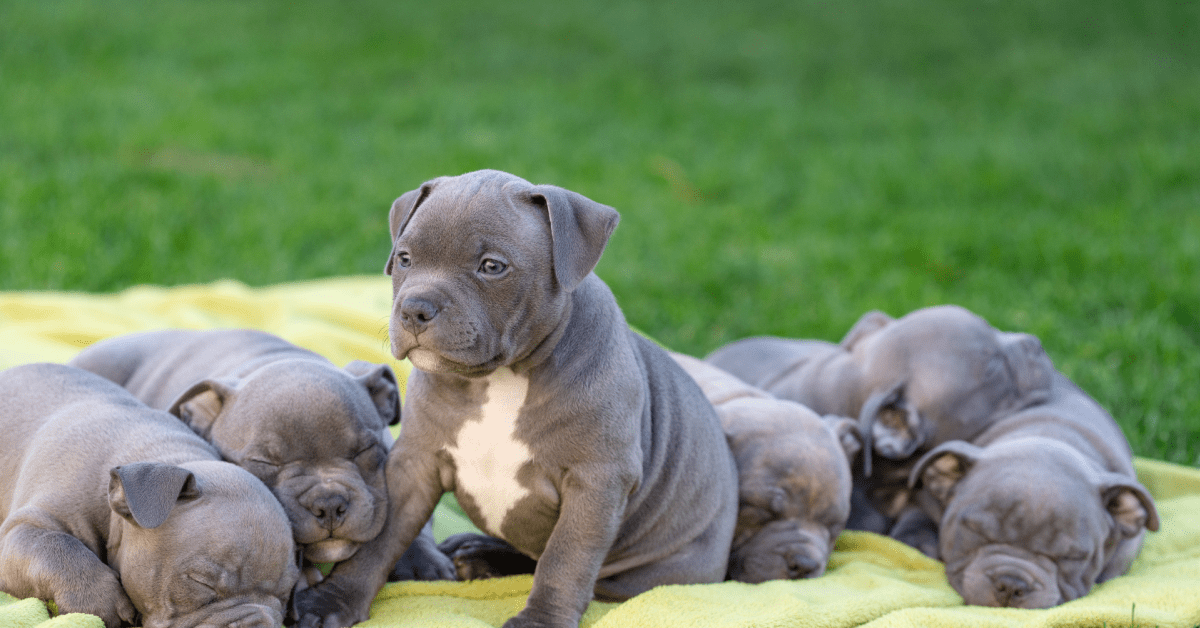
728, 431, 852, 583
117, 466, 299, 628
938, 459, 1111, 608
854, 305, 1053, 458
387, 180, 567, 376
207, 365, 390, 563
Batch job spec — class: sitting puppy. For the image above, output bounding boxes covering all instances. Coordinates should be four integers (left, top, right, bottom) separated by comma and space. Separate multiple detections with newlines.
907, 369, 1158, 608
670, 352, 858, 582
69, 328, 453, 582
294, 170, 738, 628
0, 363, 298, 628
706, 306, 1055, 534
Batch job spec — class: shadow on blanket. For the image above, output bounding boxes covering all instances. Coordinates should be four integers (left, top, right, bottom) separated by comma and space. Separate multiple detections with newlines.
3, 278, 1199, 628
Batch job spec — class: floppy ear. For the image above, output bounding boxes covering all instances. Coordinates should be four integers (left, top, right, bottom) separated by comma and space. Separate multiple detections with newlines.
167, 378, 239, 439
344, 360, 402, 426
822, 414, 863, 461
1099, 476, 1160, 537
997, 331, 1054, 407
857, 381, 922, 475
840, 310, 893, 350
527, 184, 620, 291
908, 441, 983, 506
384, 179, 441, 275
109, 462, 200, 529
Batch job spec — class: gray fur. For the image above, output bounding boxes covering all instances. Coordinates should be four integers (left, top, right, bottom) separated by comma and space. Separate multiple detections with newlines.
708, 305, 1155, 608
670, 352, 855, 583
69, 328, 454, 582
294, 170, 738, 628
0, 363, 298, 628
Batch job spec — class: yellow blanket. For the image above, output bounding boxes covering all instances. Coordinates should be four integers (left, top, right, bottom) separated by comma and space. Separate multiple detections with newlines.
2, 277, 1199, 628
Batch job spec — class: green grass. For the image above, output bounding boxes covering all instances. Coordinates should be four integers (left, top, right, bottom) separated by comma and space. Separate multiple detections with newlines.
1, 0, 1197, 465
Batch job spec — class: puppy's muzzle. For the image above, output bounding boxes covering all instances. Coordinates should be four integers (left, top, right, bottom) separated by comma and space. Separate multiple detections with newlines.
786, 551, 823, 579
303, 490, 350, 530
399, 297, 441, 334
991, 572, 1034, 607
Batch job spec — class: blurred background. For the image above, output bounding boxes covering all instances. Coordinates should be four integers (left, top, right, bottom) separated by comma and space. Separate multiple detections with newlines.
1, 1, 1197, 464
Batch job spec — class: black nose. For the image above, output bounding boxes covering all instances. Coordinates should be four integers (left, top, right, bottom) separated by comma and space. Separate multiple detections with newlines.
993, 573, 1031, 606
310, 493, 349, 529
786, 552, 821, 578
399, 297, 440, 332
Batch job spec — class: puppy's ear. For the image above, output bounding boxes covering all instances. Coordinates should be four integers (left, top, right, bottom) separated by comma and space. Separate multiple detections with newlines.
109, 462, 200, 529
909, 440, 983, 506
997, 331, 1054, 408
858, 381, 922, 475
345, 360, 402, 426
167, 378, 238, 439
840, 310, 893, 350
1099, 476, 1160, 536
822, 415, 863, 461
527, 185, 620, 291
385, 179, 441, 275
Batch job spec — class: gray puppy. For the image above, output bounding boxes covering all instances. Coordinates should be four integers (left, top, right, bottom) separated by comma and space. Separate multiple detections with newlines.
69, 329, 454, 581
295, 170, 738, 628
0, 363, 299, 628
707, 305, 1054, 532
906, 370, 1158, 608
670, 352, 857, 582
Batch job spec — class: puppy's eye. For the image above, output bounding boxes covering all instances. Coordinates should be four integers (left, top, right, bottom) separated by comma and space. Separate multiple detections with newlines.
396, 251, 412, 268
186, 574, 218, 604
479, 258, 507, 275
355, 445, 386, 471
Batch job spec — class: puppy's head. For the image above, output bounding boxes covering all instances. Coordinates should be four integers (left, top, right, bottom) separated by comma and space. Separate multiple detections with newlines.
167, 359, 397, 563
723, 398, 854, 583
910, 439, 1158, 608
845, 306, 1055, 463
384, 170, 619, 376
108, 461, 299, 628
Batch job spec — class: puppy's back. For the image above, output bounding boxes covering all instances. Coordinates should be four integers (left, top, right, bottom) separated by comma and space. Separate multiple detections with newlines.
0, 363, 219, 519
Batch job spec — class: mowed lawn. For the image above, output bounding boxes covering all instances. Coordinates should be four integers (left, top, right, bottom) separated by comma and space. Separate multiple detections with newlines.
1, 1, 1197, 464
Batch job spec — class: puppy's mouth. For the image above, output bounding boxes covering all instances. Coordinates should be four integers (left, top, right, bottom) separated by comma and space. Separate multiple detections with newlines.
303, 538, 360, 563
406, 346, 506, 377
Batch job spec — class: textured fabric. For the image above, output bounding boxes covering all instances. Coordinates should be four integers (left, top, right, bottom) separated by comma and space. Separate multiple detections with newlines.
2, 277, 1199, 628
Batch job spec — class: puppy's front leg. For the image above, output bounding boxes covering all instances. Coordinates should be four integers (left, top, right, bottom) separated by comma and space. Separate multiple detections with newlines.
0, 519, 137, 628
294, 451, 444, 628
506, 465, 632, 628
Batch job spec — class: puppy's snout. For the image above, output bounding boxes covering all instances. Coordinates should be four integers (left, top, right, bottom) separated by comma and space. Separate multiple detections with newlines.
786, 551, 822, 579
399, 297, 440, 332
992, 573, 1032, 607
308, 492, 350, 529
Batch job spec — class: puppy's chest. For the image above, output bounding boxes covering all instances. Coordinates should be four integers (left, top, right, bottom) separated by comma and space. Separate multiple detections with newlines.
445, 367, 539, 536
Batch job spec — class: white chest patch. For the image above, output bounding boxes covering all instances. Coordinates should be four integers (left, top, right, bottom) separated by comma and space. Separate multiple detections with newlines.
446, 367, 532, 536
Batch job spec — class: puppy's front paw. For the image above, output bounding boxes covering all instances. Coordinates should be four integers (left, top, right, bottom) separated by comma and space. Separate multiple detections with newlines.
54, 570, 137, 628
293, 583, 370, 628
502, 609, 574, 628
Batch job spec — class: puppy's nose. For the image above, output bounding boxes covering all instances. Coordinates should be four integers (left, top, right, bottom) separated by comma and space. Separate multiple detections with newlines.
400, 297, 440, 332
992, 573, 1032, 606
309, 493, 349, 529
786, 552, 822, 579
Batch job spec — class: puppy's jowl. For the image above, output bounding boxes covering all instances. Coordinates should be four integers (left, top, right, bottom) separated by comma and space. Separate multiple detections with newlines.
295, 170, 738, 628
0, 363, 298, 628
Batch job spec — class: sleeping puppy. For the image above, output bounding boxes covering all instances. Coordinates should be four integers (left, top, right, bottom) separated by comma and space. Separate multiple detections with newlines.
706, 306, 1055, 532
671, 352, 858, 582
294, 169, 738, 628
0, 363, 299, 628
69, 328, 454, 582
907, 370, 1158, 608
